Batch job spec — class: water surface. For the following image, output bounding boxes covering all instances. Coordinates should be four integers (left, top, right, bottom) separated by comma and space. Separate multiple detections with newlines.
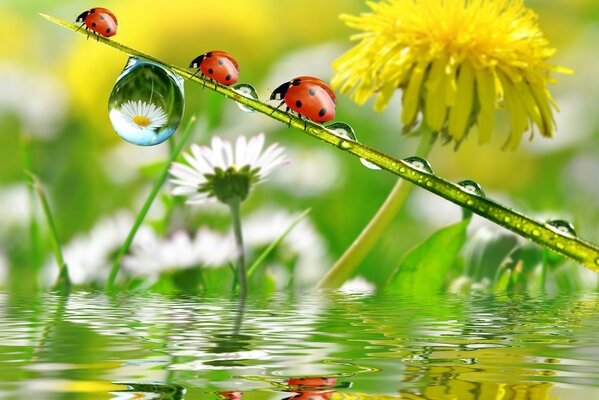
1, 291, 599, 399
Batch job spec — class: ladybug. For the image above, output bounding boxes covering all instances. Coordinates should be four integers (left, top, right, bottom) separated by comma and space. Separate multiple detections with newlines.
270, 76, 336, 125
189, 51, 239, 86
287, 377, 337, 387
75, 8, 117, 39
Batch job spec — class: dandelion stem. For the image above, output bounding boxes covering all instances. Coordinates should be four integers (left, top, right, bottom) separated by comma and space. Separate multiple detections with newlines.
229, 200, 248, 298
42, 14, 599, 275
317, 131, 435, 288
28, 172, 70, 289
106, 116, 197, 291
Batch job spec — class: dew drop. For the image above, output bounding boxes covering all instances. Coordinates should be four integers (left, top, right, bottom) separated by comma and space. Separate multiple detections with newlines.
326, 122, 381, 170
231, 83, 259, 112
504, 216, 511, 223
457, 180, 485, 196
556, 242, 565, 250
359, 158, 382, 170
532, 229, 541, 237
403, 156, 434, 174
340, 141, 352, 150
595, 258, 599, 266
326, 122, 356, 141
546, 219, 577, 238
109, 57, 184, 146
399, 167, 407, 174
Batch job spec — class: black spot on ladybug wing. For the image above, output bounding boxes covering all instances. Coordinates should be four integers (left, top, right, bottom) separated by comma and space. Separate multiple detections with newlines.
295, 100, 302, 108
100, 15, 105, 20
218, 58, 224, 65
90, 8, 96, 13
309, 87, 317, 96
318, 108, 327, 117
208, 68, 214, 74
106, 27, 111, 33
92, 22, 96, 27
206, 52, 213, 57
292, 79, 301, 86
225, 74, 232, 81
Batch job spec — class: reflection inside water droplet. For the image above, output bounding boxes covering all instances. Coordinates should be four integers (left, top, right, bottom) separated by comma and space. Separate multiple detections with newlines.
326, 122, 356, 141
232, 83, 259, 112
326, 122, 381, 170
108, 57, 184, 146
457, 180, 485, 196
403, 156, 434, 174
546, 219, 577, 238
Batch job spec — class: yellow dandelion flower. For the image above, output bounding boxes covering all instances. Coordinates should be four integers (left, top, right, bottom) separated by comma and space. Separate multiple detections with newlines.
331, 0, 570, 149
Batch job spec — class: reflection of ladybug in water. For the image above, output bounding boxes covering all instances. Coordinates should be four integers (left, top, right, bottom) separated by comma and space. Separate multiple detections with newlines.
76, 8, 117, 38
189, 51, 239, 86
284, 377, 337, 400
287, 377, 337, 387
217, 391, 243, 400
270, 77, 336, 124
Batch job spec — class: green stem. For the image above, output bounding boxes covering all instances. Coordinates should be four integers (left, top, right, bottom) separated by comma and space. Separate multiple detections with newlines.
229, 200, 248, 298
106, 116, 196, 290
42, 14, 599, 274
21, 134, 43, 273
317, 131, 435, 288
28, 173, 70, 288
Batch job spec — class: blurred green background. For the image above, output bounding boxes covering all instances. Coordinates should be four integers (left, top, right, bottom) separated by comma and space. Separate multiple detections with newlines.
0, 0, 598, 291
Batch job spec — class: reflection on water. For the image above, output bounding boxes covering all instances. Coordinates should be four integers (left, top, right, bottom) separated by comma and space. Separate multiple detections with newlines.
1, 291, 599, 399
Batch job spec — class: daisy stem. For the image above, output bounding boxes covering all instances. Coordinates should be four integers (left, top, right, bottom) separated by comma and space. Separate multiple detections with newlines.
106, 116, 197, 291
42, 13, 599, 275
228, 199, 248, 298
317, 130, 435, 289
27, 172, 70, 289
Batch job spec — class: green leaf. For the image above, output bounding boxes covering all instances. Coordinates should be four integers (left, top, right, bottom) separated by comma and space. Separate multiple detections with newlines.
386, 219, 470, 293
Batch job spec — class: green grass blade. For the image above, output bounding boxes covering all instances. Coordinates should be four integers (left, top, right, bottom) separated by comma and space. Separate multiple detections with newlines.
27, 172, 70, 289
247, 209, 311, 278
106, 116, 197, 290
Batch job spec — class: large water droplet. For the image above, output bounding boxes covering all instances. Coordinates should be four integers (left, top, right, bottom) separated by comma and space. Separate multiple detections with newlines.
109, 57, 184, 146
457, 180, 485, 196
232, 83, 259, 112
326, 122, 381, 170
546, 219, 577, 238
403, 156, 434, 174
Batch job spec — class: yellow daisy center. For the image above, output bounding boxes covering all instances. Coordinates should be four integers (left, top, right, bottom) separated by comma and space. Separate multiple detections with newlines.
132, 115, 151, 127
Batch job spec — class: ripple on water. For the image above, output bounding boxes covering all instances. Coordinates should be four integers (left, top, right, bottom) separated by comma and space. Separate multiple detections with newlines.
1, 291, 599, 398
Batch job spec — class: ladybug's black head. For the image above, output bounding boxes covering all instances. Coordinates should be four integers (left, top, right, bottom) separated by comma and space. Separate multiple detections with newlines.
189, 54, 206, 69
75, 10, 89, 23
270, 82, 291, 101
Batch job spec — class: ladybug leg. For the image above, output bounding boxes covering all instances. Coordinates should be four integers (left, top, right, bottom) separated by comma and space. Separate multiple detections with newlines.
286, 107, 292, 127
75, 22, 86, 33
270, 101, 285, 115
298, 114, 307, 130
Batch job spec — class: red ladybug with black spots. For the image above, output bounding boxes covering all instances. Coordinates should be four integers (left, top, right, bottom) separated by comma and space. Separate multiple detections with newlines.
189, 51, 239, 86
76, 7, 117, 38
270, 76, 336, 124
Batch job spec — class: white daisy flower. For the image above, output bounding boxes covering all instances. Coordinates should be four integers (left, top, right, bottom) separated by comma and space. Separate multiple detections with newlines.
169, 133, 287, 205
120, 100, 168, 130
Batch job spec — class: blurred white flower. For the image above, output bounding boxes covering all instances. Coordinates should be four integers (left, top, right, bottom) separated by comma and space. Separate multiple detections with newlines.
0, 252, 8, 287
41, 211, 144, 286
170, 134, 287, 205
0, 63, 67, 140
0, 184, 32, 231
102, 142, 167, 184
271, 146, 342, 196
339, 276, 375, 294
241, 207, 330, 287
123, 228, 235, 277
